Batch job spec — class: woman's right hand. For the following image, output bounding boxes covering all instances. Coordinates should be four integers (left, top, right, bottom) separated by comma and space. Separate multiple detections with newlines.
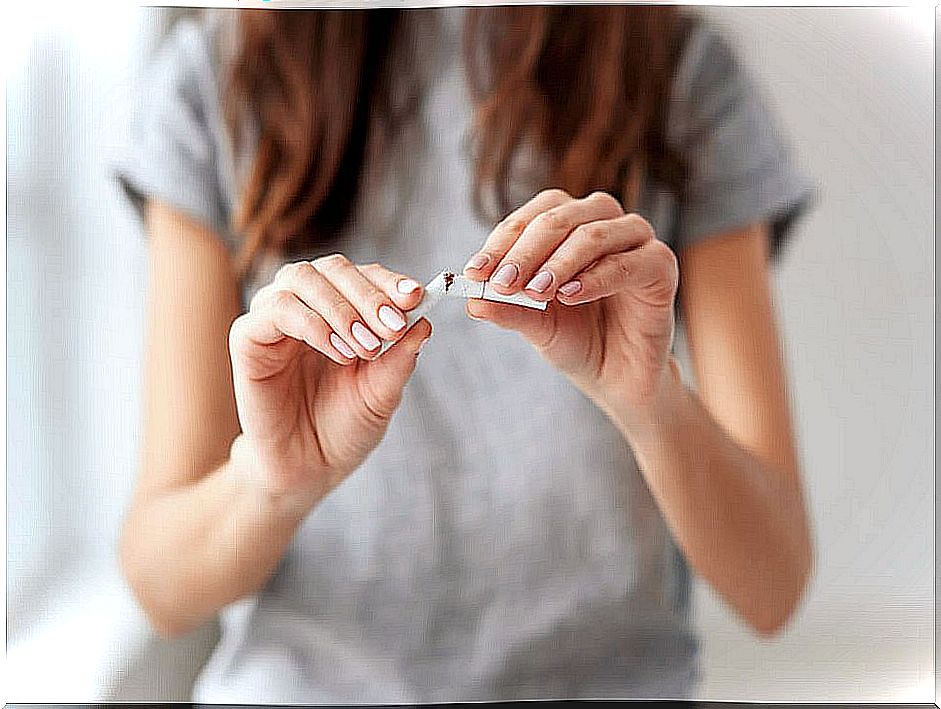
227, 255, 432, 509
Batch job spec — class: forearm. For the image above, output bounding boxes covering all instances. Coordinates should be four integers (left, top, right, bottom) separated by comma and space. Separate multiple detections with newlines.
601, 358, 813, 636
120, 435, 317, 638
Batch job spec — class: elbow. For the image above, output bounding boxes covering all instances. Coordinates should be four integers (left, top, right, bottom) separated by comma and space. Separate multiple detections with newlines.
747, 534, 816, 640
147, 615, 195, 641
132, 587, 197, 640
131, 592, 194, 640
749, 610, 792, 640
120, 555, 196, 640
118, 515, 196, 641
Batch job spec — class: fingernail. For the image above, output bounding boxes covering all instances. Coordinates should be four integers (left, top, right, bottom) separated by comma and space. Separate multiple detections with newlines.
525, 270, 553, 293
558, 280, 582, 297
491, 263, 518, 288
397, 278, 421, 294
378, 305, 406, 331
463, 253, 490, 272
351, 322, 381, 351
330, 333, 356, 359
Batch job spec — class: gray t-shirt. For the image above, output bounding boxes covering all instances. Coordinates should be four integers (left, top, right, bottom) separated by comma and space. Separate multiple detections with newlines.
115, 7, 816, 703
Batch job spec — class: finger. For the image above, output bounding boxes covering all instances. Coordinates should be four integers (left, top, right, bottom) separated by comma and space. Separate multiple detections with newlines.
231, 290, 356, 368
555, 238, 679, 307
464, 297, 553, 347
462, 188, 572, 281
358, 317, 434, 419
273, 260, 380, 360
310, 254, 411, 343
357, 262, 424, 311
534, 212, 655, 300
491, 191, 624, 296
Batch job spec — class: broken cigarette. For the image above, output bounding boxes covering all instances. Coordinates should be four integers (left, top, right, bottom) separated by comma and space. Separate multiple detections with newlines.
442, 272, 549, 311
376, 269, 548, 356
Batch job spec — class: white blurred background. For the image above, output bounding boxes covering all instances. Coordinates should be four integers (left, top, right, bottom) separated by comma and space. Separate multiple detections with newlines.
5, 3, 935, 702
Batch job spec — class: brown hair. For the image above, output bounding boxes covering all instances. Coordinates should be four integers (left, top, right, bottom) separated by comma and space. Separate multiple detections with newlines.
225, 6, 693, 278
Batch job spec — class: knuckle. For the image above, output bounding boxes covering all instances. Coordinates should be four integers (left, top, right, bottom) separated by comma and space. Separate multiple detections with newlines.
577, 221, 609, 243
664, 250, 680, 286
547, 208, 568, 230
539, 187, 569, 203
650, 238, 677, 266
626, 212, 655, 238
588, 190, 623, 212
248, 284, 272, 311
498, 215, 528, 237
314, 253, 349, 271
534, 208, 566, 233
648, 241, 679, 289
328, 292, 355, 321
272, 289, 297, 311
275, 260, 316, 286
228, 315, 254, 357
274, 261, 299, 282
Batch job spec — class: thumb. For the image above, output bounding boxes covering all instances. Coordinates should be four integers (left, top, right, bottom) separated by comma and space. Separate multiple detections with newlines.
464, 298, 555, 348
358, 317, 433, 418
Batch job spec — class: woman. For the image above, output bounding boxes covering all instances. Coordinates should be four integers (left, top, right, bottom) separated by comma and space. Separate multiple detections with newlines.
115, 5, 816, 703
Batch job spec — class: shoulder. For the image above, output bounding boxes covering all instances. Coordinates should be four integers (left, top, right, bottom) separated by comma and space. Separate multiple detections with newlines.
664, 13, 819, 258
675, 15, 744, 87
149, 12, 243, 232
668, 14, 758, 139
114, 11, 244, 261
146, 11, 237, 111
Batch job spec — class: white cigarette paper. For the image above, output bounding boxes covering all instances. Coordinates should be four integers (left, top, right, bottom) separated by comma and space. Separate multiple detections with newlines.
376, 271, 449, 357
376, 269, 548, 357
447, 274, 549, 310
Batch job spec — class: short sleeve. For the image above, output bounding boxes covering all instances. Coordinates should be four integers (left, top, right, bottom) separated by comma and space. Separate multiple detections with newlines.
667, 20, 819, 260
112, 15, 238, 252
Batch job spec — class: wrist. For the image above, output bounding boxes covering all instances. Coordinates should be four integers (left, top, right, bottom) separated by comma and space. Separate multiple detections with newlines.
227, 434, 323, 521
598, 356, 690, 441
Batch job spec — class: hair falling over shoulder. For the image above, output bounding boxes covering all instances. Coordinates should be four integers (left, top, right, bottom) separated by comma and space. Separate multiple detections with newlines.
224, 6, 693, 279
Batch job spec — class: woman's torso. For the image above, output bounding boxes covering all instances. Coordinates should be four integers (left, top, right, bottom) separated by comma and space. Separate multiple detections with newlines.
191, 7, 699, 702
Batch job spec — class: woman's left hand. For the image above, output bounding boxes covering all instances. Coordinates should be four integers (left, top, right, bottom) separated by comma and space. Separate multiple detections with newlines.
462, 188, 680, 419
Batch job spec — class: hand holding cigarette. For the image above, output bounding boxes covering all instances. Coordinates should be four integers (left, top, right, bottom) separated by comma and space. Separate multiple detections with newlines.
227, 240, 558, 505
227, 255, 433, 508
457, 188, 680, 418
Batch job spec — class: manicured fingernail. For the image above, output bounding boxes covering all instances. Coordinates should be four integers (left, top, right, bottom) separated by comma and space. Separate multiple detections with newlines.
378, 305, 406, 331
351, 322, 381, 351
491, 263, 518, 288
558, 280, 582, 297
330, 333, 356, 359
397, 278, 421, 294
525, 270, 553, 293
463, 253, 490, 272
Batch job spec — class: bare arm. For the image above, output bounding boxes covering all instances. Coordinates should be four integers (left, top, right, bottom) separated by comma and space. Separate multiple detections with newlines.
118, 201, 310, 638
610, 223, 814, 636
120, 200, 431, 639
454, 187, 813, 636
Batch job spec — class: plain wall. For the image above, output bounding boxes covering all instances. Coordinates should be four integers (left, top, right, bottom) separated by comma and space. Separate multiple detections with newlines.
5, 4, 934, 702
